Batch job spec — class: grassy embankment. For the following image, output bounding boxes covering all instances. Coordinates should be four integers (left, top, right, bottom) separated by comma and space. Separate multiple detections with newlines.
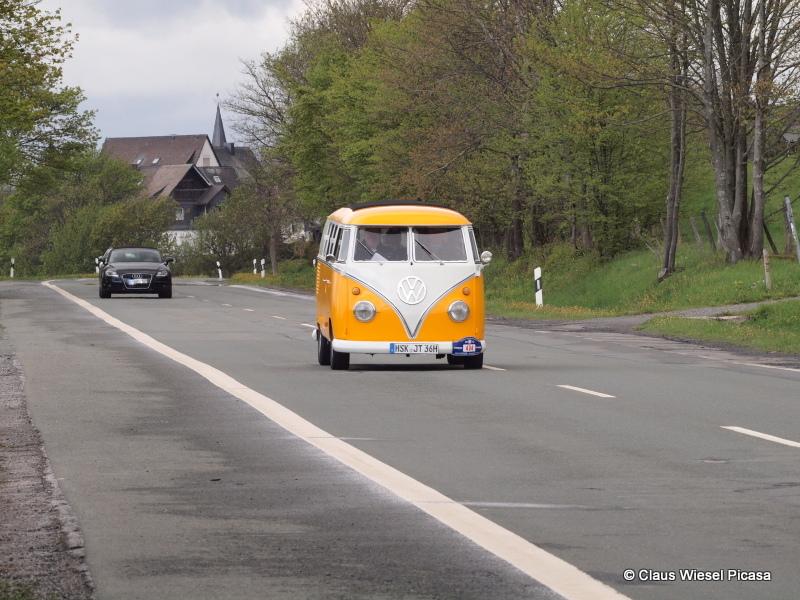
641, 301, 800, 354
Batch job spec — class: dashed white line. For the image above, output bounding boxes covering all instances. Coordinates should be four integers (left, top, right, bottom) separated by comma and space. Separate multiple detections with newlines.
484, 365, 506, 371
221, 303, 233, 307
272, 315, 286, 320
243, 308, 255, 312
42, 280, 628, 600
557, 385, 615, 398
300, 323, 316, 329
721, 426, 800, 449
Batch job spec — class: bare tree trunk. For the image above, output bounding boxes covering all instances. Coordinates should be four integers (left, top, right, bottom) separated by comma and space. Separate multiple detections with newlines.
660, 0, 687, 281
748, 0, 768, 258
269, 229, 278, 276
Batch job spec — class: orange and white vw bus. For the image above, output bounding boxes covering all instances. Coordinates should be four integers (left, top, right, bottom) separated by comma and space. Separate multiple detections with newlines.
313, 200, 492, 370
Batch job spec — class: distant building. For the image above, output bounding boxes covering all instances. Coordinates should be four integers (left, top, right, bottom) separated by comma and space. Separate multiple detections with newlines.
101, 106, 257, 243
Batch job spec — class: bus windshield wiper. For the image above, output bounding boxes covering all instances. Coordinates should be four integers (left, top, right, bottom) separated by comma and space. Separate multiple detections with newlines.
415, 238, 441, 262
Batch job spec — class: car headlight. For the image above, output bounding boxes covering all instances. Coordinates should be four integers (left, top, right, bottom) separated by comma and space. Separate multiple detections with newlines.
448, 300, 470, 322
105, 269, 119, 278
156, 269, 169, 278
353, 300, 376, 322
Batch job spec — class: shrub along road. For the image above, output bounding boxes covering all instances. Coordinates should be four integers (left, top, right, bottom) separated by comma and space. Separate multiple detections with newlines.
1, 278, 799, 599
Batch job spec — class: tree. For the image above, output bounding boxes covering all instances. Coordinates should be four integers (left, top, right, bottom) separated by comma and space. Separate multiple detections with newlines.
0, 0, 96, 184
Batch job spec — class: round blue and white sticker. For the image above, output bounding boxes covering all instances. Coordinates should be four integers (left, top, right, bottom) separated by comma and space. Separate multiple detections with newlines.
452, 337, 482, 356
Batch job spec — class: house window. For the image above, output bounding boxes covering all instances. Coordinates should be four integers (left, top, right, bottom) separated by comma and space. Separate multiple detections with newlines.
203, 157, 210, 166
176, 207, 185, 221
213, 175, 222, 183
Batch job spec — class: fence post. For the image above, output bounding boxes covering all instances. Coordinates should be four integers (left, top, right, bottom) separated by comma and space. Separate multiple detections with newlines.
260, 258, 266, 278
763, 221, 778, 255
216, 260, 223, 280
785, 196, 800, 264
763, 249, 772, 291
9, 257, 14, 279
534, 267, 543, 307
95, 257, 100, 274
252, 258, 257, 275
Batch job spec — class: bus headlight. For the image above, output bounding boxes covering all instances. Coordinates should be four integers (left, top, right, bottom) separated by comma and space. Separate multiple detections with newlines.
353, 301, 376, 322
448, 300, 469, 322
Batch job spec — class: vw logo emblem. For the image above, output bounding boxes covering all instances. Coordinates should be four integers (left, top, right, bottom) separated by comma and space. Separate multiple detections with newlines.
397, 276, 426, 305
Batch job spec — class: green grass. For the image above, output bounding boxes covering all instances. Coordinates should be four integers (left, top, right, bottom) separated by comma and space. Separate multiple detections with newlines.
640, 300, 800, 354
230, 259, 315, 291
0, 581, 39, 600
485, 244, 800, 318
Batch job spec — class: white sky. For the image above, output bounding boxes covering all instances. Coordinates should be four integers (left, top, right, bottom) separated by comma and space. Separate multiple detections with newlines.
40, 0, 307, 142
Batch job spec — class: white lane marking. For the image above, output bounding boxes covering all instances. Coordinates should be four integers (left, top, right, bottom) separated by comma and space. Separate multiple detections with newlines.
42, 281, 628, 600
272, 315, 286, 320
300, 323, 316, 329
484, 365, 506, 371
721, 426, 800, 449
557, 385, 615, 399
732, 361, 800, 374
187, 295, 195, 298
222, 303, 233, 307
243, 308, 255, 312
229, 284, 313, 302
461, 502, 591, 509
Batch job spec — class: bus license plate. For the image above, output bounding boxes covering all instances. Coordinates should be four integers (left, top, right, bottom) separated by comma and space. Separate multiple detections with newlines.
390, 343, 439, 354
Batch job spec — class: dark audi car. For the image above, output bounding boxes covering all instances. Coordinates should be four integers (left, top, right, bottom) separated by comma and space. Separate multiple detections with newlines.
98, 247, 174, 299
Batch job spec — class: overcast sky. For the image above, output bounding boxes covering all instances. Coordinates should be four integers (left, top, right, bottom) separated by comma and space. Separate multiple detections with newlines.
40, 0, 306, 143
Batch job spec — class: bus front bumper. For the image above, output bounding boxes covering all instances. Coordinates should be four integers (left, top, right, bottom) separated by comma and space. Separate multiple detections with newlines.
330, 339, 486, 355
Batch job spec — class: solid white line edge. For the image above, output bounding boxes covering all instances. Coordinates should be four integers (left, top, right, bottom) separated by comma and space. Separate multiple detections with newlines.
557, 385, 616, 399
42, 281, 629, 600
721, 426, 800, 449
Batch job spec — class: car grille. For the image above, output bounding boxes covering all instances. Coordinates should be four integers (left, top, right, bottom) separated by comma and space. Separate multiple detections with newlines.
122, 273, 152, 289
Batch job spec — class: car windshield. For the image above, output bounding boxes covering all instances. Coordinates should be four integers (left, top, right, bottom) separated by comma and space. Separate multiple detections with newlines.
354, 227, 408, 261
109, 249, 162, 263
412, 227, 467, 261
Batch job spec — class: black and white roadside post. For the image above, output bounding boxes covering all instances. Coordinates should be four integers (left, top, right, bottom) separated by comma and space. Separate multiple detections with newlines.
216, 260, 223, 281
95, 257, 100, 274
534, 267, 543, 308
260, 258, 266, 278
9, 257, 14, 279
785, 196, 800, 264
252, 258, 258, 275
763, 249, 772, 291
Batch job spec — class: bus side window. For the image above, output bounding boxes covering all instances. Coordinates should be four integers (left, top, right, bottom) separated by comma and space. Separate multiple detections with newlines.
319, 221, 332, 258
337, 229, 351, 262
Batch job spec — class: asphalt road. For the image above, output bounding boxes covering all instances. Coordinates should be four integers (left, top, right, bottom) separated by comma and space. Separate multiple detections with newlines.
2, 278, 799, 600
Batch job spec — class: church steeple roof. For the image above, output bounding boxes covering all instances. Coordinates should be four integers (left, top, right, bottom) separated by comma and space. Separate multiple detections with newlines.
212, 103, 227, 148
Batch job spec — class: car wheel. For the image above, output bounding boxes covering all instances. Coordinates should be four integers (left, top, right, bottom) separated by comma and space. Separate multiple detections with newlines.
330, 346, 350, 370
99, 287, 111, 298
463, 354, 484, 369
317, 330, 331, 366
446, 354, 464, 366
159, 287, 172, 299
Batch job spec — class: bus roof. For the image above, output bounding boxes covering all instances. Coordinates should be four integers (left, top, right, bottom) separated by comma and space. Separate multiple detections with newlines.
328, 203, 471, 226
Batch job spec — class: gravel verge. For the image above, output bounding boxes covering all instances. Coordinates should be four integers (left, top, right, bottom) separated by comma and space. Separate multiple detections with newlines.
0, 330, 93, 600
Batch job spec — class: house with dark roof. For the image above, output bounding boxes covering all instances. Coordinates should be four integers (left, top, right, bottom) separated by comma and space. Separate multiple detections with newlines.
101, 106, 257, 243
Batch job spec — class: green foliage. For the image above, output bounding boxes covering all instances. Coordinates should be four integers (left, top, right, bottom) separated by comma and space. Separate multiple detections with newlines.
0, 152, 173, 276
0, 0, 96, 183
